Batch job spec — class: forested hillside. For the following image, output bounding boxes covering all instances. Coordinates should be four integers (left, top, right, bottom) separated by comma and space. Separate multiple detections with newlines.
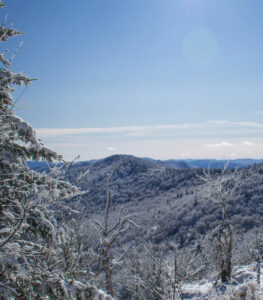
47, 154, 263, 298
62, 155, 263, 248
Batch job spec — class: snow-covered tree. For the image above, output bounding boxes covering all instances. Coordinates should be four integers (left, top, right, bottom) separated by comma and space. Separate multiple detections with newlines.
198, 165, 238, 283
0, 2, 113, 299
92, 172, 138, 297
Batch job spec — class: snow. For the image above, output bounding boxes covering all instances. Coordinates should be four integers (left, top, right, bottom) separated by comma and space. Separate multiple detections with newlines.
90, 287, 114, 300
183, 281, 213, 299
0, 53, 10, 66
179, 264, 263, 299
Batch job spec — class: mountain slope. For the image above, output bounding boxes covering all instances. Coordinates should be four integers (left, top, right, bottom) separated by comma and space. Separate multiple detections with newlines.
63, 155, 263, 248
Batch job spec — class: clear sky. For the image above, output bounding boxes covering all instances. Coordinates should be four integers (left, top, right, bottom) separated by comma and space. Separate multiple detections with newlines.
5, 0, 263, 160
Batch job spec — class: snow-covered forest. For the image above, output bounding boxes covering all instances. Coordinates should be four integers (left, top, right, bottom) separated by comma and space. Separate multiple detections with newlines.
1, 1, 263, 299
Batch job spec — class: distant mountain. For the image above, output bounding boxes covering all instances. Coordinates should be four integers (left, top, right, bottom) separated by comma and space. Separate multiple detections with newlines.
142, 158, 263, 169
28, 157, 263, 172
185, 159, 239, 169
143, 157, 190, 169
163, 159, 190, 169
230, 158, 263, 166
60, 154, 263, 249
185, 158, 263, 169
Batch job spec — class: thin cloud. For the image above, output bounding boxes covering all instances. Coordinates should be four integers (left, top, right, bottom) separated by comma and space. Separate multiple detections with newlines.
107, 147, 116, 151
45, 137, 263, 161
36, 121, 263, 138
233, 121, 263, 128
181, 152, 191, 158
36, 123, 207, 137
206, 120, 229, 124
242, 141, 255, 146
203, 141, 233, 148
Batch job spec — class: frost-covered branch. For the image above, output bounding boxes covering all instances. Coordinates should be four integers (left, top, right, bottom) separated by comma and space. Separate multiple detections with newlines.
92, 171, 138, 297
197, 165, 239, 283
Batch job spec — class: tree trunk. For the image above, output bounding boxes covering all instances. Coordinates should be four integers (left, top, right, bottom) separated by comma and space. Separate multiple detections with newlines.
103, 256, 114, 296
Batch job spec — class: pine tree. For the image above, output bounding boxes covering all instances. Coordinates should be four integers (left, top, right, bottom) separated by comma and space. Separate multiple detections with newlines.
0, 2, 112, 299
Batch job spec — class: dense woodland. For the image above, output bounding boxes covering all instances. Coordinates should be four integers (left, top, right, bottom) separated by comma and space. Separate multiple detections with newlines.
1, 1, 263, 299
64, 155, 263, 245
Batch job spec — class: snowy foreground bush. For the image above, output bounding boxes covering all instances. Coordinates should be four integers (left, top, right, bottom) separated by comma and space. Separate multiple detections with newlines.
0, 1, 113, 299
181, 264, 263, 300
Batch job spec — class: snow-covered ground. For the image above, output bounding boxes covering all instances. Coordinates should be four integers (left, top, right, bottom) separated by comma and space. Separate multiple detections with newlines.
181, 264, 263, 299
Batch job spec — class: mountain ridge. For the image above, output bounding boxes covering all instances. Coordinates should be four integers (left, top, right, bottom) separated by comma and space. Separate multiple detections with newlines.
28, 156, 263, 172
59, 155, 263, 249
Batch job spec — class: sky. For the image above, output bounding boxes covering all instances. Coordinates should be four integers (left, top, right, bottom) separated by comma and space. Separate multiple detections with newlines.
4, 0, 263, 160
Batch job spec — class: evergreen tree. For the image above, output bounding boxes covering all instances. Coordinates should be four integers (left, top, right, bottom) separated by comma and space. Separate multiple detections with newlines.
0, 2, 112, 299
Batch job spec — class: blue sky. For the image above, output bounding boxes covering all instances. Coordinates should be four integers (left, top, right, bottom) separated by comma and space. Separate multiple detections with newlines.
5, 0, 263, 160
